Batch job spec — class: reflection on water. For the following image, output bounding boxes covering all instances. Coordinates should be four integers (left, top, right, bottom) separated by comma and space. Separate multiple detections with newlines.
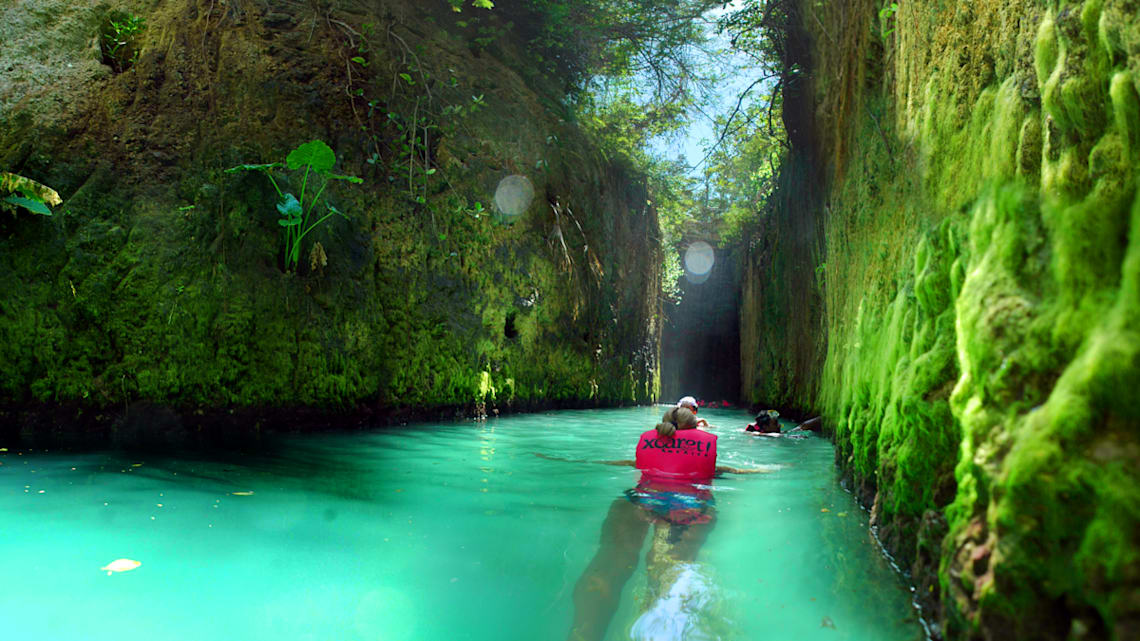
0, 407, 926, 641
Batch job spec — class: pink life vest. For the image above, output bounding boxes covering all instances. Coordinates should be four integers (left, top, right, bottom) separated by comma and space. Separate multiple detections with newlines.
634, 427, 717, 483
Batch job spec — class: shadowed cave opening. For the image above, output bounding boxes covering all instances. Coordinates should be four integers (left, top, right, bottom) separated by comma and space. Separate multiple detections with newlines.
660, 244, 742, 405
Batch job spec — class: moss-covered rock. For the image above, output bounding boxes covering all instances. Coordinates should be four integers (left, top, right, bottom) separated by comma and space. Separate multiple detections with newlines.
743, 0, 1139, 638
0, 1, 663, 438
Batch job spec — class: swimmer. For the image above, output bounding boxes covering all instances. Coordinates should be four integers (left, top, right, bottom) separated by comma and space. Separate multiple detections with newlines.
563, 406, 766, 641
745, 413, 781, 435
676, 395, 710, 427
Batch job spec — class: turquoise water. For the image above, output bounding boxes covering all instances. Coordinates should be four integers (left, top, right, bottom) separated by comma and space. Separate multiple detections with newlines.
0, 407, 926, 641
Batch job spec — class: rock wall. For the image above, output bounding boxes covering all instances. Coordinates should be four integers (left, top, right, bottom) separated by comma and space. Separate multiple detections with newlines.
743, 0, 1139, 638
0, 0, 663, 441
739, 0, 826, 417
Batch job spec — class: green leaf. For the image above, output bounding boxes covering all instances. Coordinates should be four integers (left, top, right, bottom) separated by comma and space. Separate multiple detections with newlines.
399, 73, 414, 85
327, 173, 364, 184
277, 218, 300, 227
473, 0, 494, 8
1, 172, 61, 205
351, 56, 367, 65
276, 193, 302, 218
225, 162, 282, 173
2, 194, 51, 215
286, 140, 336, 173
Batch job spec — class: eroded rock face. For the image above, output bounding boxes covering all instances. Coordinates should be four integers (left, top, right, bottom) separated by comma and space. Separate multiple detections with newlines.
743, 0, 1139, 638
0, 1, 662, 437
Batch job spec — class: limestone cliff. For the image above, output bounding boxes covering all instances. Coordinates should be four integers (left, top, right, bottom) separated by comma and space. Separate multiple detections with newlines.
742, 0, 1139, 638
0, 0, 663, 440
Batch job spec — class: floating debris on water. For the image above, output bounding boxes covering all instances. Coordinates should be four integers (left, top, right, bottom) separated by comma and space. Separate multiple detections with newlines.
230, 491, 255, 496
101, 559, 141, 575
821, 615, 836, 629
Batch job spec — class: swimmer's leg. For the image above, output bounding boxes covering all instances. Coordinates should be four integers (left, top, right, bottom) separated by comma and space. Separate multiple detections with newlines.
567, 498, 650, 641
666, 507, 717, 564
644, 508, 717, 598
647, 508, 715, 583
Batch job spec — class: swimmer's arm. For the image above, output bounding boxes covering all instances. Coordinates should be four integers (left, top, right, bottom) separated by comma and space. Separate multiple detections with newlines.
715, 465, 772, 474
533, 452, 587, 464
791, 416, 822, 431
533, 452, 634, 467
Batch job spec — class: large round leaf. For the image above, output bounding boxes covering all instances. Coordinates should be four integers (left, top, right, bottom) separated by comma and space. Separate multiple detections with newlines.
286, 140, 336, 173
276, 193, 303, 220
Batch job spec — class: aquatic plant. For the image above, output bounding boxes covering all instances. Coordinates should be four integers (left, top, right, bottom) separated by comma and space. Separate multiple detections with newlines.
100, 11, 146, 73
0, 172, 61, 216
227, 140, 362, 273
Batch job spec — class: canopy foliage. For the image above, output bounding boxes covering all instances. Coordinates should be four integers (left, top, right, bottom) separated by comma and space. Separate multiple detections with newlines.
503, 1, 796, 295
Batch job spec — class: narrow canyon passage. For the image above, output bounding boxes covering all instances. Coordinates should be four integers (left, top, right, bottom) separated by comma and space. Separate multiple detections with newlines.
1, 1, 1137, 640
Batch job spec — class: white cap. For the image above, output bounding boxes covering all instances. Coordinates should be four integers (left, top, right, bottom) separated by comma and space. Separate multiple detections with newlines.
677, 396, 698, 410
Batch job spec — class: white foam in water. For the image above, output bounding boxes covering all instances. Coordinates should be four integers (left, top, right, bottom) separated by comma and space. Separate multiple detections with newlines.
493, 175, 535, 219
630, 563, 721, 641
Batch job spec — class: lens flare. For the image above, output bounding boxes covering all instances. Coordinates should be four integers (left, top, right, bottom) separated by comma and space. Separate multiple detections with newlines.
493, 175, 535, 220
683, 241, 715, 283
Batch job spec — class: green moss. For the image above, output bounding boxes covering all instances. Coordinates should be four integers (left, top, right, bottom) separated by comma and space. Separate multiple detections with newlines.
1016, 114, 1043, 179
822, 214, 962, 528
1035, 11, 1059, 89
986, 79, 1030, 181
1111, 71, 1140, 154
0, 5, 664, 419
803, 2, 1140, 636
1096, 6, 1128, 66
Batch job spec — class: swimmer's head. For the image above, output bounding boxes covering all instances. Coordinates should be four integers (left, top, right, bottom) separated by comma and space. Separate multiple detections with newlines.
677, 396, 698, 412
657, 407, 697, 438
752, 414, 778, 432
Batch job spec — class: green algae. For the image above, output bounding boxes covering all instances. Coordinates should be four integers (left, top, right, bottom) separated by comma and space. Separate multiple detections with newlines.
777, 0, 1140, 637
0, 1, 662, 428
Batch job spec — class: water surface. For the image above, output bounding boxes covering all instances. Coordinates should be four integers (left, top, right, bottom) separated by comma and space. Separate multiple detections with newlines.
1, 407, 925, 640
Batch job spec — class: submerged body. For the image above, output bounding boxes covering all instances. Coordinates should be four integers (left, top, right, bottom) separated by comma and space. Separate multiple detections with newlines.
568, 408, 724, 641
